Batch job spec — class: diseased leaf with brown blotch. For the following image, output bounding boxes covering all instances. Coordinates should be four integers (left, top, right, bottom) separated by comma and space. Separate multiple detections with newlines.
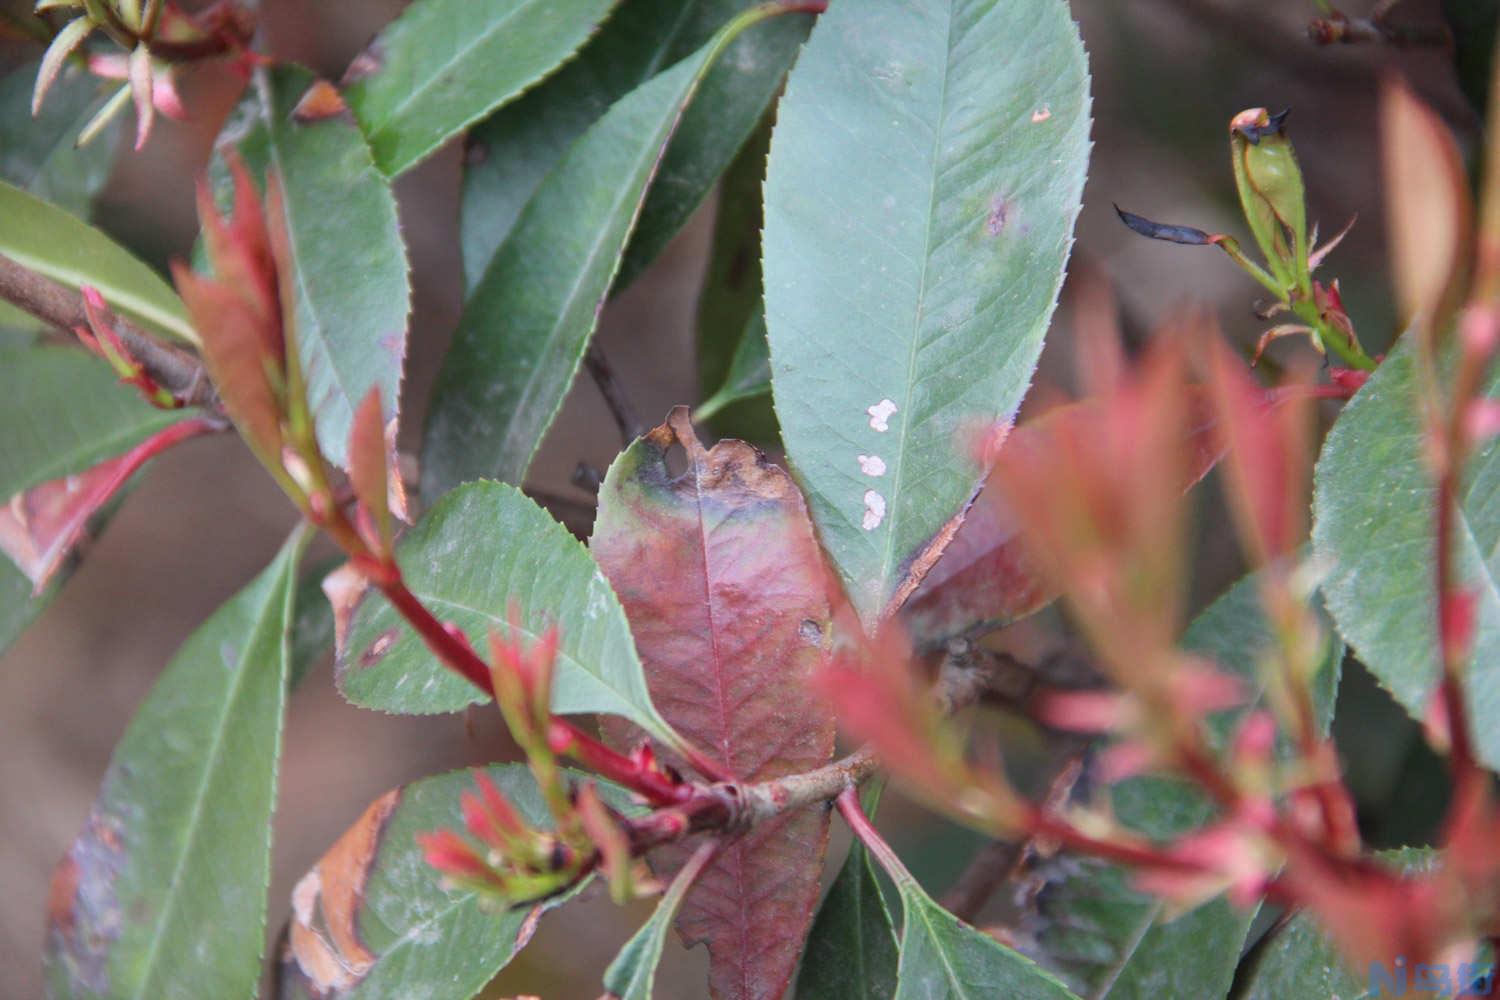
591, 407, 836, 1000
275, 764, 631, 1000
903, 393, 1228, 646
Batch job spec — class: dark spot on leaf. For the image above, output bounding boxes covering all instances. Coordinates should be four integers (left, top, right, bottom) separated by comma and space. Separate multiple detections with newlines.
799, 619, 823, 645
987, 196, 1011, 236
358, 627, 399, 668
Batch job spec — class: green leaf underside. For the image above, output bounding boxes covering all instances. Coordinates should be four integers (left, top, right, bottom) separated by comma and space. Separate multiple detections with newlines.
0, 179, 194, 343
0, 345, 193, 501
459, 0, 807, 294
44, 530, 305, 1000
423, 5, 799, 496
794, 834, 900, 999
601, 845, 714, 1000
0, 60, 121, 216
215, 65, 411, 469
337, 480, 678, 745
277, 767, 633, 1000
276, 765, 633, 1000
1313, 338, 1500, 770
1030, 572, 1343, 999
762, 0, 1091, 623
695, 113, 778, 441
343, 0, 618, 178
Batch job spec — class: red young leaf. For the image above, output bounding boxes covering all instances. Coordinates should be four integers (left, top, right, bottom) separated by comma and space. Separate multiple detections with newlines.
171, 154, 287, 465
0, 418, 215, 593
348, 389, 392, 553
591, 407, 835, 1000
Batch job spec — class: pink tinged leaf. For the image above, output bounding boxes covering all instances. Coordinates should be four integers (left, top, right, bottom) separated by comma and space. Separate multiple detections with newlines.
33, 16, 94, 116
127, 45, 154, 151
1381, 77, 1473, 332
0, 418, 215, 593
904, 387, 1226, 645
1205, 338, 1313, 564
591, 407, 835, 1000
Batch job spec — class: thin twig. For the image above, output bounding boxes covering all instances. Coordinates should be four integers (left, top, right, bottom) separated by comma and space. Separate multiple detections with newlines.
0, 252, 215, 408
584, 343, 643, 445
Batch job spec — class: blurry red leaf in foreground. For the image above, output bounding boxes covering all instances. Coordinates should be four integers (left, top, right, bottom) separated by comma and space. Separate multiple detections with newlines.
904, 389, 1225, 646
590, 407, 834, 1000
1204, 337, 1314, 564
0, 418, 216, 593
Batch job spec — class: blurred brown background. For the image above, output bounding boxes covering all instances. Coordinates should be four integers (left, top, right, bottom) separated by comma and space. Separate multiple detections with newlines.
0, 0, 1475, 996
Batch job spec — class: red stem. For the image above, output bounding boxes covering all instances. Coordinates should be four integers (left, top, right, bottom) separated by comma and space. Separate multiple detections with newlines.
548, 720, 692, 807
374, 575, 494, 695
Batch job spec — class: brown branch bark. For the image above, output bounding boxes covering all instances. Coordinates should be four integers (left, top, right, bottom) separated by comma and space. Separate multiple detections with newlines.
0, 252, 215, 408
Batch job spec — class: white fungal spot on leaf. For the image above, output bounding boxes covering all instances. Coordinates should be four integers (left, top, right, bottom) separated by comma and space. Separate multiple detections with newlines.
858, 454, 887, 477
867, 399, 897, 432
862, 490, 886, 531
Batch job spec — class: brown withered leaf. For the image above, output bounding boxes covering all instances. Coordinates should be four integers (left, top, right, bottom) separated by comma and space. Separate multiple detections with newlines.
280, 790, 398, 996
903, 392, 1226, 646
591, 407, 836, 1000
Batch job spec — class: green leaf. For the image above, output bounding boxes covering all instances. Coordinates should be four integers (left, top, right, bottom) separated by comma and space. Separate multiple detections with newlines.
342, 0, 618, 177
288, 556, 339, 688
695, 290, 770, 424
0, 345, 192, 501
1030, 571, 1343, 999
1232, 912, 1365, 1000
459, 0, 807, 294
338, 480, 679, 747
1312, 338, 1500, 769
276, 764, 632, 1000
0, 60, 122, 216
0, 550, 61, 657
762, 0, 1091, 623
694, 112, 777, 441
45, 529, 306, 999
795, 829, 900, 999
214, 65, 411, 468
424, 5, 803, 495
885, 862, 1079, 1000
0, 179, 195, 343
600, 843, 716, 1000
